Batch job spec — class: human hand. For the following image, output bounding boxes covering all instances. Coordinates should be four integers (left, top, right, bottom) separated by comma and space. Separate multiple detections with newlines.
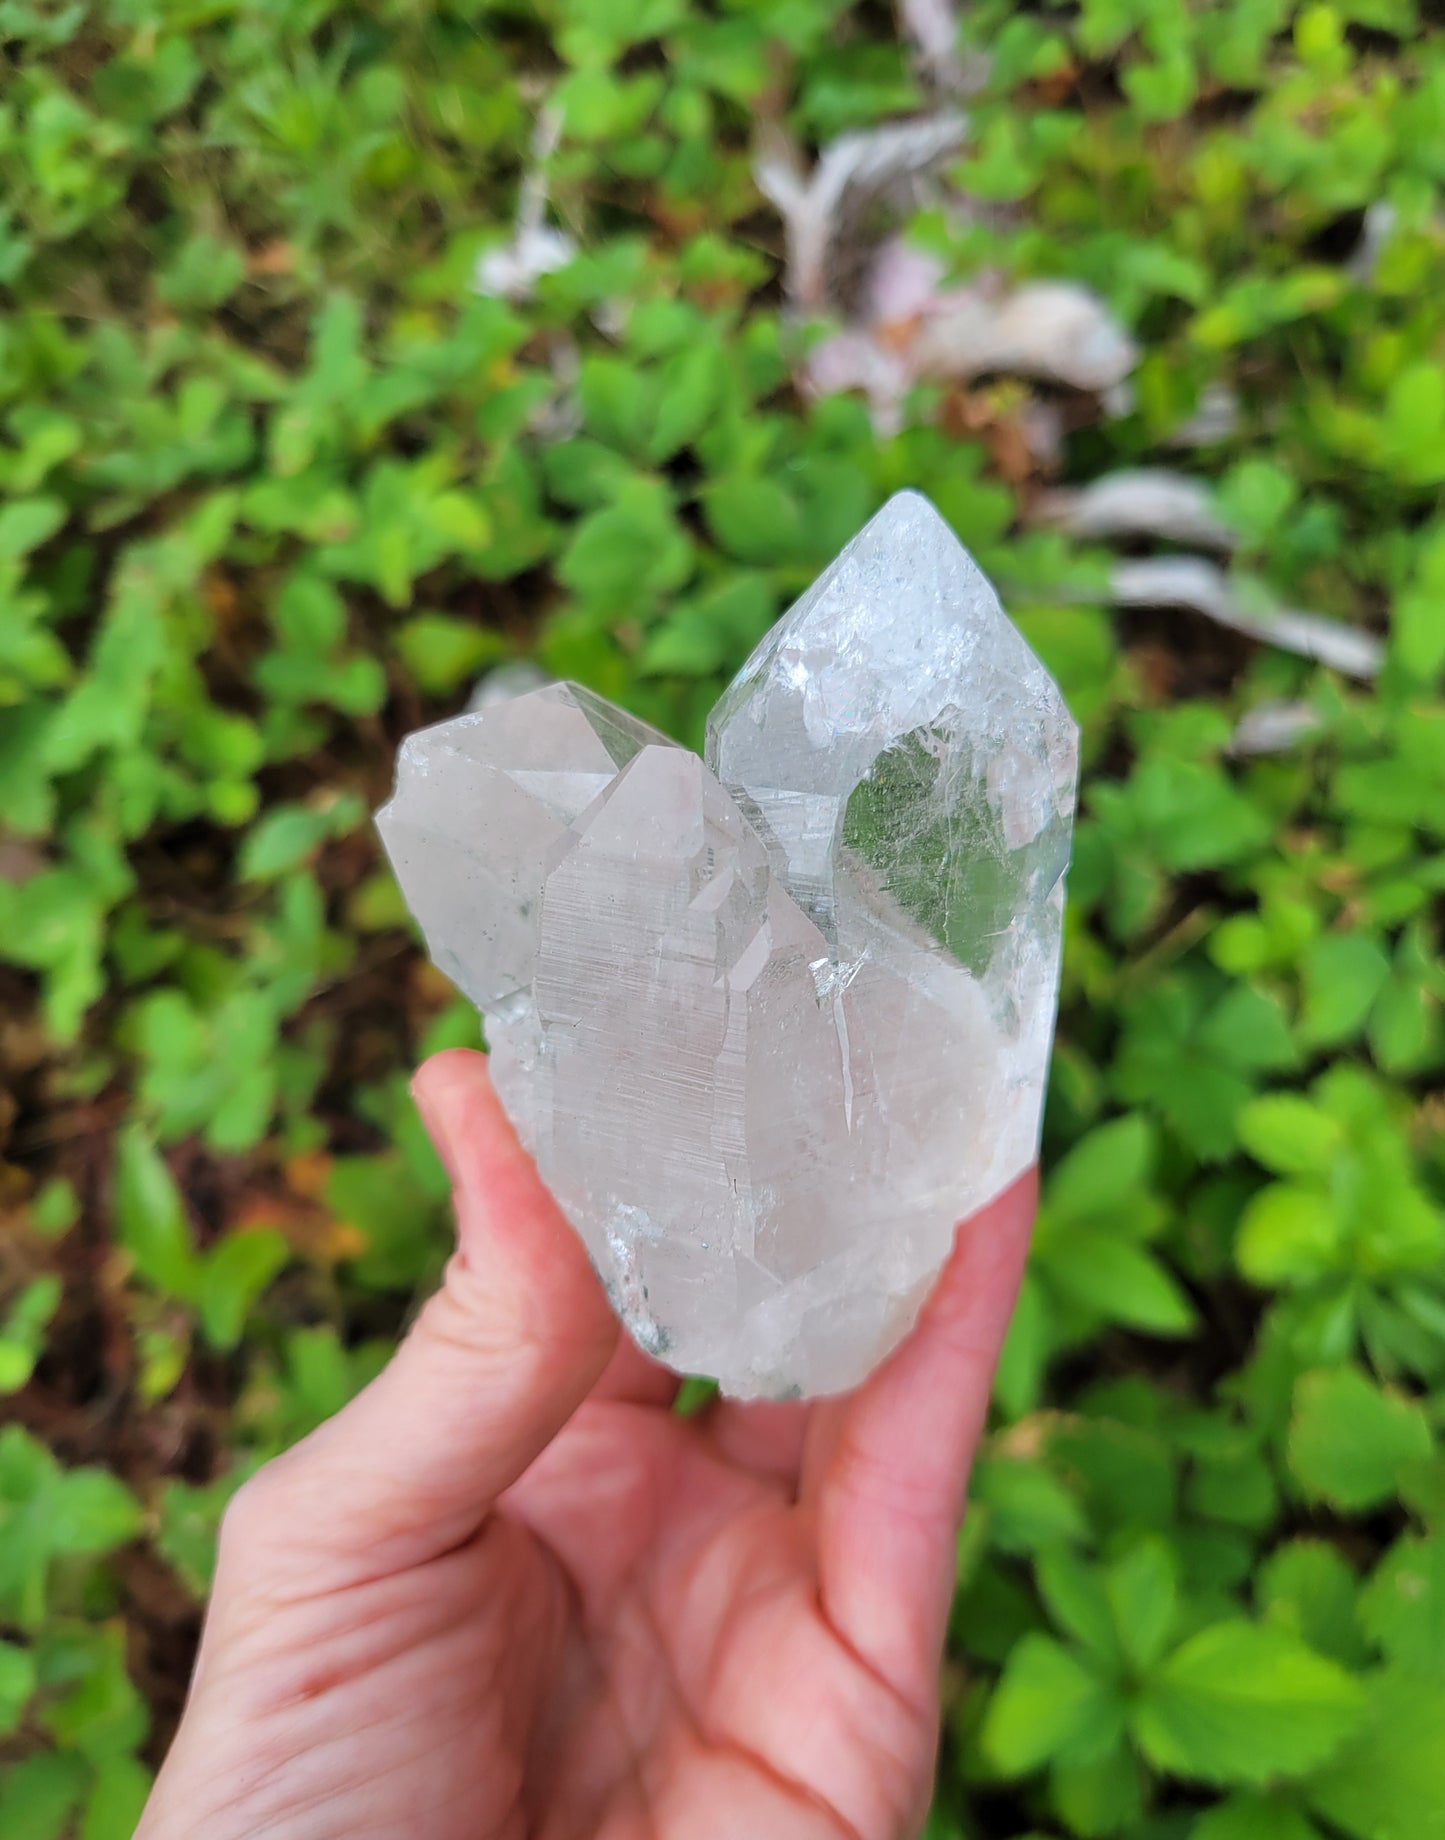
137, 1049, 1036, 1840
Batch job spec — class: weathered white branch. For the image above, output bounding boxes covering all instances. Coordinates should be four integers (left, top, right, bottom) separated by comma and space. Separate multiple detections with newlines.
1110, 556, 1382, 679
754, 114, 968, 308
896, 0, 990, 95
1229, 701, 1325, 756
1035, 469, 1236, 552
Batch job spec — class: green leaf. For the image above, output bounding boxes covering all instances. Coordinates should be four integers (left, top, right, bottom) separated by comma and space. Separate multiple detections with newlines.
198, 1230, 290, 1351
327, 1153, 445, 1292
1392, 524, 1445, 683
1305, 1672, 1445, 1840
702, 475, 807, 565
1037, 1550, 1122, 1670
1288, 1368, 1434, 1512
982, 1634, 1125, 1773
969, 1453, 1091, 1554
1299, 935, 1390, 1047
647, 345, 729, 462
1049, 1229, 1198, 1335
158, 231, 246, 310
0, 1639, 38, 1734
0, 497, 66, 561
556, 480, 694, 614
1237, 1096, 1342, 1178
81, 1757, 152, 1840
1047, 1113, 1155, 1219
577, 354, 657, 456
394, 615, 510, 695
155, 1472, 246, 1598
50, 1469, 143, 1555
1107, 1538, 1179, 1673
0, 1277, 62, 1394
113, 1125, 203, 1302
39, 1623, 148, 1763
1258, 1541, 1366, 1668
1134, 1622, 1365, 1785
1190, 1797, 1325, 1840
1358, 1535, 1445, 1677
238, 796, 363, 880
1052, 1737, 1146, 1836
0, 1751, 86, 1840
1236, 1184, 1342, 1288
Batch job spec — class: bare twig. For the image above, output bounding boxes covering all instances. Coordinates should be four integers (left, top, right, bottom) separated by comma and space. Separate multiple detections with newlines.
1229, 701, 1325, 756
1165, 382, 1240, 448
474, 104, 576, 301
754, 114, 968, 309
1035, 469, 1237, 552
1110, 556, 1383, 679
896, 0, 990, 96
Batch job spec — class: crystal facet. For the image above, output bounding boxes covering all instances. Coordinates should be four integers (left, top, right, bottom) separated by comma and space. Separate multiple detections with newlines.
377, 493, 1079, 1398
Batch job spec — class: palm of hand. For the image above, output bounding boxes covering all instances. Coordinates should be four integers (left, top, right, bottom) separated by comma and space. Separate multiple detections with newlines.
176, 1391, 932, 1840
139, 1054, 1033, 1840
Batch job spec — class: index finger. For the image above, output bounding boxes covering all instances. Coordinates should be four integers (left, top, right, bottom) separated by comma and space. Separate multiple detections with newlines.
808, 1169, 1038, 1712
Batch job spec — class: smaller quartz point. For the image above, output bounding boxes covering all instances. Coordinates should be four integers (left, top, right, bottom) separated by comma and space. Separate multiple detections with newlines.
378, 494, 1079, 1398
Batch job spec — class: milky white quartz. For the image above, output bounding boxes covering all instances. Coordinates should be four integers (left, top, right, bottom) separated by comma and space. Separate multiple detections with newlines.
378, 493, 1078, 1397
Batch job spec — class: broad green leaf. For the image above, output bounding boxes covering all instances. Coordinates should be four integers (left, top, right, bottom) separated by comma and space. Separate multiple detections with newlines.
1236, 1096, 1342, 1178
0, 497, 66, 560
577, 353, 657, 456
647, 345, 729, 462
38, 1623, 148, 1763
0, 1751, 86, 1840
81, 1757, 152, 1840
1052, 1737, 1145, 1837
1288, 1368, 1434, 1512
328, 1153, 445, 1292
1107, 1537, 1179, 1673
1393, 525, 1445, 683
50, 1469, 143, 1556
1190, 1797, 1324, 1840
1048, 1228, 1198, 1335
238, 796, 363, 880
1047, 1113, 1155, 1219
1306, 1672, 1445, 1840
1134, 1621, 1365, 1784
113, 1126, 202, 1302
1048, 1416, 1178, 1535
556, 482, 694, 613
1258, 1542, 1366, 1668
982, 1634, 1125, 1774
1236, 1184, 1341, 1288
1037, 1550, 1122, 1670
1357, 1535, 1445, 1676
969, 1452, 1090, 1555
394, 616, 510, 694
0, 1277, 62, 1394
702, 475, 806, 565
198, 1230, 290, 1351
156, 1472, 247, 1597
1299, 936, 1390, 1047
0, 1639, 37, 1734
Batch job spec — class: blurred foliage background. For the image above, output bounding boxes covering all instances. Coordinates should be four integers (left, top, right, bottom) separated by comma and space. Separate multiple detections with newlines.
3, 0, 1445, 1835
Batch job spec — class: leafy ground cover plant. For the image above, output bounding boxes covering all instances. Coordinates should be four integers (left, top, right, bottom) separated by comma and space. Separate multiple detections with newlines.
2, 0, 1443, 1835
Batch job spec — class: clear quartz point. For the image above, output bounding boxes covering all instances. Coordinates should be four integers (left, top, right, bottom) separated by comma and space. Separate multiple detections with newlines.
377, 493, 1079, 1398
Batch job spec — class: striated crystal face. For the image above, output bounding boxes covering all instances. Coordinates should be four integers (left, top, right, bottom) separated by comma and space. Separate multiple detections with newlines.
377, 492, 1079, 1398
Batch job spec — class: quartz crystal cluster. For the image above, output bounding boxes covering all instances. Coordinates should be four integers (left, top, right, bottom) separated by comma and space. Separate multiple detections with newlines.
378, 493, 1078, 1398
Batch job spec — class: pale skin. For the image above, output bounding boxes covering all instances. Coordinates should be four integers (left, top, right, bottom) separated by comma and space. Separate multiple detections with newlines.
137, 1048, 1036, 1840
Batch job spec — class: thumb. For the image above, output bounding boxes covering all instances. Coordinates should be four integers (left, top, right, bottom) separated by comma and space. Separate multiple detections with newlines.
227, 1049, 618, 1589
